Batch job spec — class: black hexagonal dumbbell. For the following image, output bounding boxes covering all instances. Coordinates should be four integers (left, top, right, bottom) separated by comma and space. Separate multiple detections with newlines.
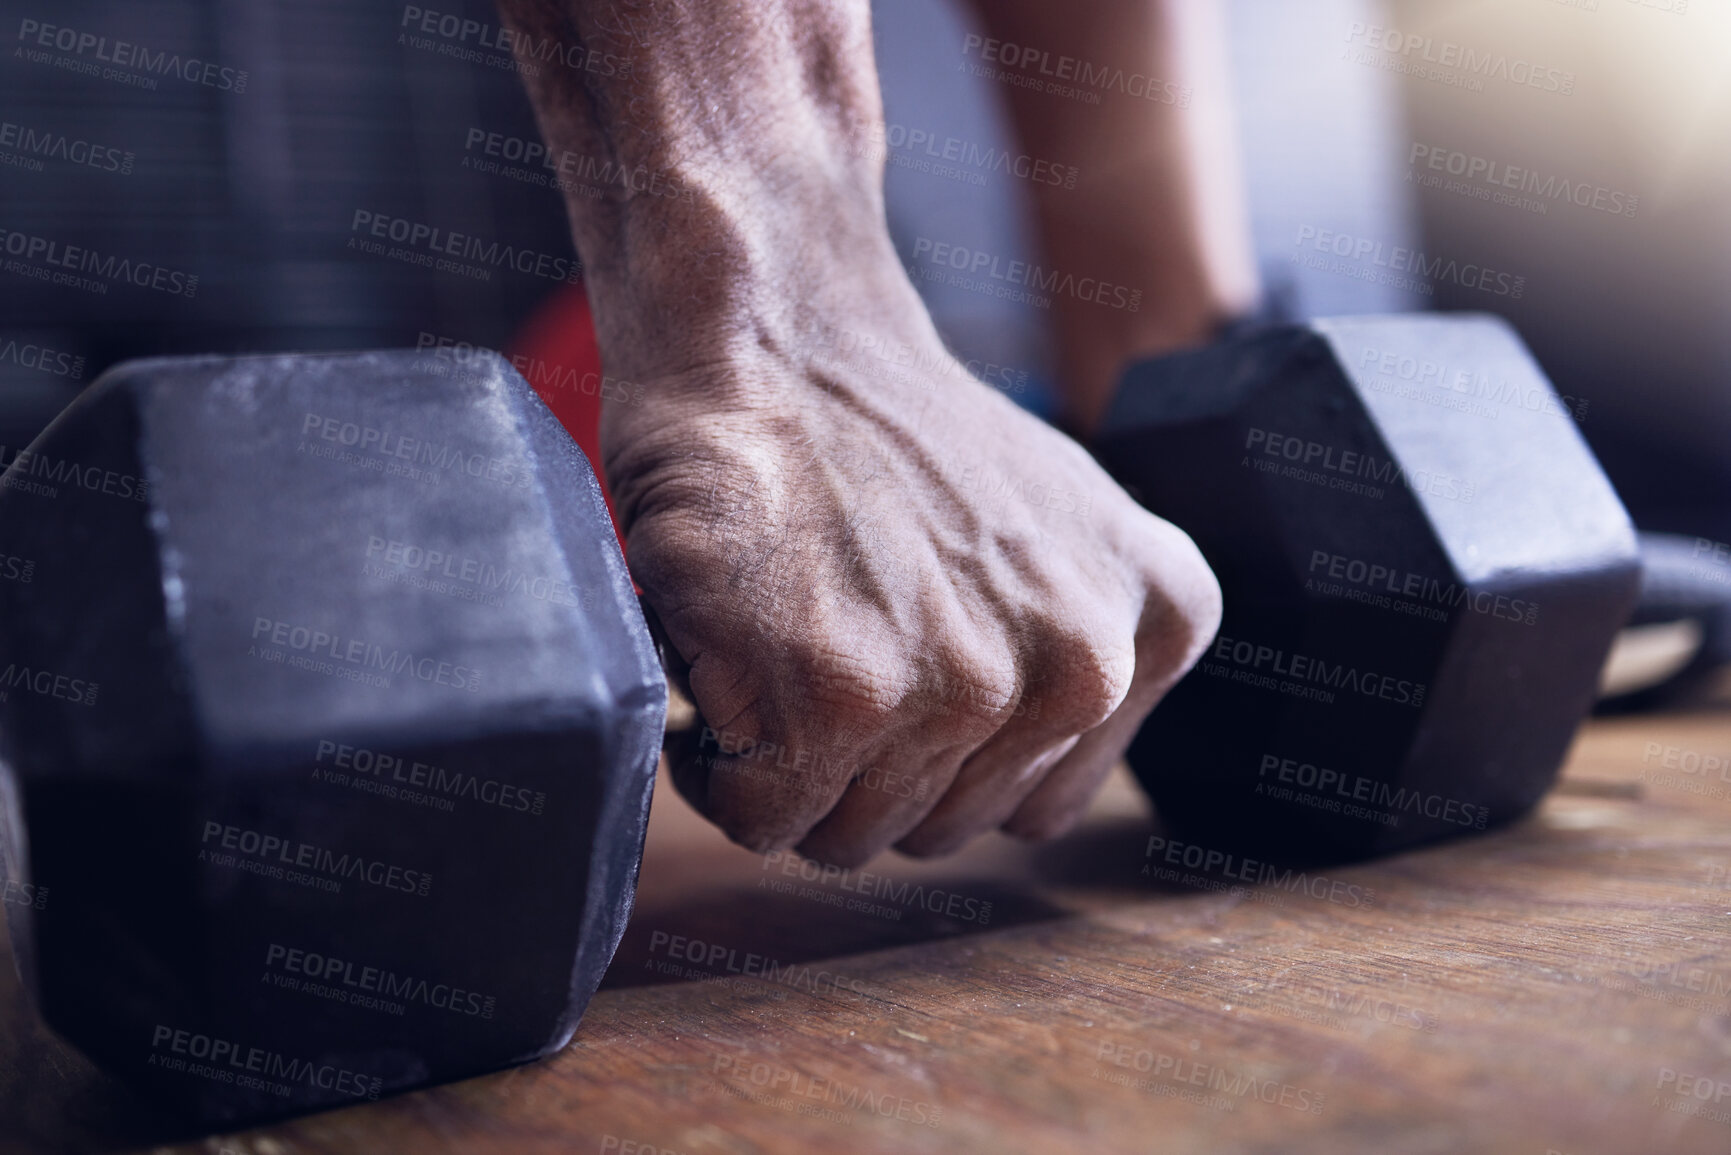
0, 351, 665, 1127
1095, 314, 1642, 862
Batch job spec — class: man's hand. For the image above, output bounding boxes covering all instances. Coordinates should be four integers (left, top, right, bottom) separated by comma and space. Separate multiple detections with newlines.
610, 316, 1219, 866
499, 0, 1220, 864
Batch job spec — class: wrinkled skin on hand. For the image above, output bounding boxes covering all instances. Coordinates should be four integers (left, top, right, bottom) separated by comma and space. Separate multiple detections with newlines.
605, 319, 1219, 866
501, 0, 1222, 865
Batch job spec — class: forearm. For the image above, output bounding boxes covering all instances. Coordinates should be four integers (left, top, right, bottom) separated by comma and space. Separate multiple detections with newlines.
492, 0, 1223, 866
496, 0, 926, 382
964, 0, 1260, 432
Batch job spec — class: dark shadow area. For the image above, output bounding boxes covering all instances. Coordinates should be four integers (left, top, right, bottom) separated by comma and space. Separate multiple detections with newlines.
601, 876, 1072, 992
1024, 815, 1173, 894
0, 918, 183, 1154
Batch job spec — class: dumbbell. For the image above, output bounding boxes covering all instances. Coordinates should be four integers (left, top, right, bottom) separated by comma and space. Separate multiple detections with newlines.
0, 318, 1639, 1125
1094, 313, 1642, 862
0, 351, 671, 1127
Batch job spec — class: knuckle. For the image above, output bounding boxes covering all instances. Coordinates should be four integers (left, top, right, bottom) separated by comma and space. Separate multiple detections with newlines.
785, 632, 904, 732
704, 764, 827, 850
1032, 624, 1135, 733
923, 662, 1017, 731
625, 508, 723, 597
1004, 799, 1085, 843
604, 426, 724, 523
895, 824, 972, 860
1140, 584, 1220, 681
1136, 525, 1223, 678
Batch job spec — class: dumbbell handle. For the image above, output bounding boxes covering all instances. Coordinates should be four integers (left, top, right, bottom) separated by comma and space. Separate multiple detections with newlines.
663, 663, 702, 736
640, 597, 704, 739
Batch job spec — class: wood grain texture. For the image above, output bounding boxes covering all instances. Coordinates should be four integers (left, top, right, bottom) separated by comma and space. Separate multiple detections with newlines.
5, 703, 1731, 1155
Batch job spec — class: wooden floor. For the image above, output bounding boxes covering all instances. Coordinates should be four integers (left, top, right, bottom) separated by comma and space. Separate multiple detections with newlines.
6, 695, 1731, 1154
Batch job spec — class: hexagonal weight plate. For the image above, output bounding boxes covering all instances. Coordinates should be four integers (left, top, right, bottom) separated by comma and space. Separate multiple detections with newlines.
1096, 315, 1639, 862
0, 351, 663, 1125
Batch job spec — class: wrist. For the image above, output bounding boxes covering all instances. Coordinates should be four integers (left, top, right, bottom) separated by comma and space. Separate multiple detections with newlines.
500, 0, 924, 383
582, 165, 922, 385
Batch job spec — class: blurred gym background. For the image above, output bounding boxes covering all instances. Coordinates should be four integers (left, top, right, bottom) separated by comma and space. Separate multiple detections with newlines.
2, 0, 1726, 544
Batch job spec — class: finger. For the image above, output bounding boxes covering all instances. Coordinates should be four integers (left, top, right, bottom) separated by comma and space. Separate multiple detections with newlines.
665, 732, 712, 817
792, 739, 969, 867
637, 498, 889, 850
999, 684, 1156, 841
688, 621, 916, 851
1004, 565, 1220, 841
893, 604, 1134, 854
893, 730, 1078, 858
658, 644, 763, 825
656, 629, 871, 851
792, 649, 1019, 863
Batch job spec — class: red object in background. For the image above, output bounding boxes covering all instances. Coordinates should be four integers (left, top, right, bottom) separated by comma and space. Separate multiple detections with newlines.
505, 282, 625, 551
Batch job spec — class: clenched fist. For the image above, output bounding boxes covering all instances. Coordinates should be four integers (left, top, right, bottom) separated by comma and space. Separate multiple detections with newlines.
501, 0, 1221, 864
607, 322, 1217, 865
